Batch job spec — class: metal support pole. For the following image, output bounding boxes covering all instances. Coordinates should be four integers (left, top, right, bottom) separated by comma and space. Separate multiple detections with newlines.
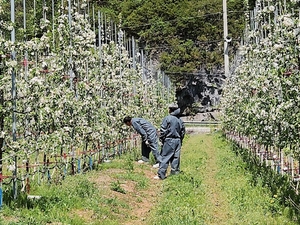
98, 11, 102, 78
132, 36, 136, 70
223, 0, 229, 77
52, 0, 55, 48
11, 0, 18, 200
68, 0, 74, 89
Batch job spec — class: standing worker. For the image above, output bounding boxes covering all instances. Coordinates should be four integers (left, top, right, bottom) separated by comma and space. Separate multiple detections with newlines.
123, 116, 161, 166
154, 103, 185, 180
172, 105, 186, 145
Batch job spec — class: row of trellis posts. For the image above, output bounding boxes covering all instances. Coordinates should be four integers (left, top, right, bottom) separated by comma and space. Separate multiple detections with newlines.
0, 0, 173, 206
228, 0, 300, 202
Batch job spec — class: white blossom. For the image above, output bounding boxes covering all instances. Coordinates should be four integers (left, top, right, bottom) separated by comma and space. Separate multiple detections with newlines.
269, 5, 275, 12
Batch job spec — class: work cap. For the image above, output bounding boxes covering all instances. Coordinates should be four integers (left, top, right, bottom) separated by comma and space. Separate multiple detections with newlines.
168, 103, 178, 109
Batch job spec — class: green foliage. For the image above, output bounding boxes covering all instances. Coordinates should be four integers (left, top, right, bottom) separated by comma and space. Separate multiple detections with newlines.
0, 170, 129, 224
124, 156, 135, 172
111, 0, 246, 84
110, 180, 126, 194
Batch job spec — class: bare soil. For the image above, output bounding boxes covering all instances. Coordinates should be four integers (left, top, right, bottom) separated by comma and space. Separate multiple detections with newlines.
90, 164, 162, 225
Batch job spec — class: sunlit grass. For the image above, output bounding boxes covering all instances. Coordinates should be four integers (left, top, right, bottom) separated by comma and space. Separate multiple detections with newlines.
147, 132, 298, 225
0, 147, 150, 225
0, 133, 298, 224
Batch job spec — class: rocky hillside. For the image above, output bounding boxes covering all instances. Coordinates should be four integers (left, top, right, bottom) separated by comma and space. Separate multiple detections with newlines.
176, 67, 225, 116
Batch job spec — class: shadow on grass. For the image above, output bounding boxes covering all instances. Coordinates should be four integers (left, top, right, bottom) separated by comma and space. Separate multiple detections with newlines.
230, 141, 300, 223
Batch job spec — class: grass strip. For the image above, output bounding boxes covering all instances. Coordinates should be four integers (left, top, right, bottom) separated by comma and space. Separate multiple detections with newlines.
147, 132, 298, 225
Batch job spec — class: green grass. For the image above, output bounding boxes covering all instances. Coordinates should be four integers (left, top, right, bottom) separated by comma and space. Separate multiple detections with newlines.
0, 133, 298, 224
0, 147, 151, 225
146, 132, 298, 225
0, 172, 121, 225
214, 134, 297, 225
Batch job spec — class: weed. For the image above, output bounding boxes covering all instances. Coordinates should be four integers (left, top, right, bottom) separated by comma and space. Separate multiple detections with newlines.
110, 180, 126, 194
124, 156, 134, 172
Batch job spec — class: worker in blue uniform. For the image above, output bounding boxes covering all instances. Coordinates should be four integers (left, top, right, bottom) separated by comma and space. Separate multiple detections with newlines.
123, 116, 161, 165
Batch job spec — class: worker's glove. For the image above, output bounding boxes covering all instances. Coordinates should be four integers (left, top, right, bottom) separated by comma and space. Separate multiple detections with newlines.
145, 140, 150, 147
159, 138, 164, 145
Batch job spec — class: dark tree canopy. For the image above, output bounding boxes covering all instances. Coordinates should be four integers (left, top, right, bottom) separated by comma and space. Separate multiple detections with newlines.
99, 0, 247, 83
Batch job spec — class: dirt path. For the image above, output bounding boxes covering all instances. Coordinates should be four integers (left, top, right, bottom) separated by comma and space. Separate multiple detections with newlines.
121, 166, 161, 225
201, 135, 230, 225
91, 163, 162, 225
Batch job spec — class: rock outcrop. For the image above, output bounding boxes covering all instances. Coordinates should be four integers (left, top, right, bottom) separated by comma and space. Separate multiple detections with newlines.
176, 68, 225, 116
